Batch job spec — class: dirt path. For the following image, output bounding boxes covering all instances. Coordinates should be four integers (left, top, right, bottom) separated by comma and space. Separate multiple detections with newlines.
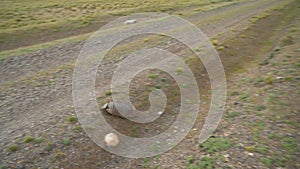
0, 0, 299, 168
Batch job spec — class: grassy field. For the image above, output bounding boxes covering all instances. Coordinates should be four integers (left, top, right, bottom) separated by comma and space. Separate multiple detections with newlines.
0, 0, 244, 51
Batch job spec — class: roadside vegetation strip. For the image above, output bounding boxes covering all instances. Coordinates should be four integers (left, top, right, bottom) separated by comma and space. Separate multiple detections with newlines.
0, 0, 249, 51
0, 0, 287, 62
0, 32, 91, 62
0, 0, 244, 33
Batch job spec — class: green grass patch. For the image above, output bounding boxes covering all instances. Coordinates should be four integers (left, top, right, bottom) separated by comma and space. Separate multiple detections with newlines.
200, 137, 232, 153
7, 144, 18, 152
281, 137, 297, 153
239, 93, 249, 100
267, 133, 284, 140
67, 116, 77, 123
261, 158, 272, 168
225, 111, 240, 118
105, 90, 112, 96
34, 138, 44, 144
198, 156, 214, 169
62, 139, 71, 145
23, 136, 34, 143
176, 67, 184, 73
0, 32, 91, 61
255, 145, 267, 154
45, 142, 54, 152
148, 74, 158, 79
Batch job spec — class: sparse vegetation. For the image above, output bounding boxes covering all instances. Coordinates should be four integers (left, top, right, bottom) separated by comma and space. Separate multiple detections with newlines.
67, 116, 77, 123
23, 136, 34, 143
105, 90, 112, 96
176, 67, 184, 73
198, 156, 214, 169
261, 158, 272, 168
212, 39, 219, 46
281, 137, 297, 153
45, 143, 54, 152
34, 138, 44, 144
239, 93, 249, 100
200, 138, 232, 153
148, 74, 158, 79
225, 111, 240, 118
7, 145, 18, 152
62, 139, 71, 146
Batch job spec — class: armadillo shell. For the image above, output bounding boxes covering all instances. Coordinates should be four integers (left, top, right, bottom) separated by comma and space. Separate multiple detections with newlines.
105, 102, 133, 118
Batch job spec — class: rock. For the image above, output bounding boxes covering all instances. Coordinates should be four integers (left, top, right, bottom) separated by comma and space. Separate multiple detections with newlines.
223, 154, 230, 162
276, 76, 284, 80
104, 133, 119, 147
124, 19, 137, 24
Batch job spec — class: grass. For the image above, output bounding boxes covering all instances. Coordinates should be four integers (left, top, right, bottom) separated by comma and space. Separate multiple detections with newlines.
186, 156, 197, 169
186, 156, 215, 169
230, 91, 239, 96
142, 157, 150, 168
267, 133, 284, 140
216, 46, 224, 51
261, 158, 272, 168
264, 75, 274, 85
225, 111, 240, 118
62, 139, 71, 146
105, 90, 112, 96
198, 157, 214, 169
131, 125, 140, 133
281, 137, 297, 153
7, 144, 18, 152
45, 142, 54, 152
34, 138, 44, 144
0, 0, 232, 51
0, 165, 7, 169
0, 32, 91, 61
239, 93, 249, 100
148, 74, 158, 79
200, 137, 232, 153
259, 59, 269, 66
23, 136, 34, 143
176, 67, 184, 73
256, 105, 266, 111
244, 146, 255, 152
67, 116, 77, 123
211, 39, 219, 46
154, 84, 161, 89
255, 145, 267, 154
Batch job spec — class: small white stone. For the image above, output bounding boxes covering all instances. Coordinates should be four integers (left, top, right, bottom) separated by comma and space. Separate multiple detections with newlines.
124, 19, 137, 24
224, 154, 230, 158
105, 133, 119, 147
276, 76, 284, 80
248, 152, 254, 156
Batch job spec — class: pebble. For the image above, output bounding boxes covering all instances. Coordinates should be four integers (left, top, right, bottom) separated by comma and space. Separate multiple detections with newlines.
124, 19, 137, 24
248, 152, 254, 156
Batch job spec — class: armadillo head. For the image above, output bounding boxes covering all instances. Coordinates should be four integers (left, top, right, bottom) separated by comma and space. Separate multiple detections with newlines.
101, 102, 115, 114
101, 102, 133, 118
101, 103, 108, 110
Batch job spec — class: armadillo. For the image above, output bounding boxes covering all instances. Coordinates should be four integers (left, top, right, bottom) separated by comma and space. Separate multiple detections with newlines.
101, 102, 133, 118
